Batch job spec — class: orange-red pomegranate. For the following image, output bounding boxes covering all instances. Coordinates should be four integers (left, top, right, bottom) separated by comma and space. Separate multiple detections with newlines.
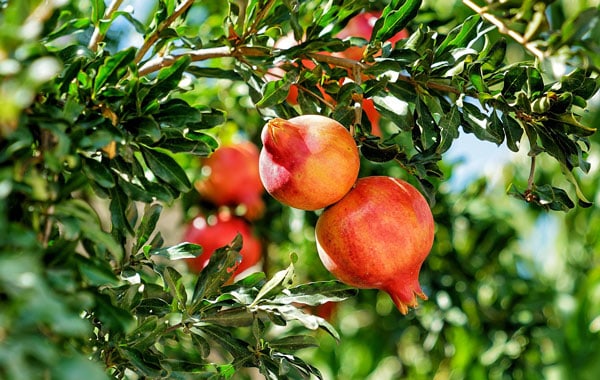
259, 115, 360, 210
315, 176, 434, 314
194, 141, 265, 220
183, 212, 262, 277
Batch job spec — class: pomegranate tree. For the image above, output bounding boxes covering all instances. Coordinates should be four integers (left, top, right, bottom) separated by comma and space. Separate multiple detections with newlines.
259, 114, 360, 210
315, 176, 435, 314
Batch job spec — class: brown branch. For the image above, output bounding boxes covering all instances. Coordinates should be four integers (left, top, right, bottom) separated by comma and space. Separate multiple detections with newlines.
137, 46, 233, 76
307, 52, 367, 70
462, 0, 545, 61
88, 0, 125, 51
134, 0, 196, 63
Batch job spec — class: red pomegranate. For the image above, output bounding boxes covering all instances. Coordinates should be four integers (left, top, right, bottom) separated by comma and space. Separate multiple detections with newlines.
259, 115, 360, 211
315, 176, 435, 314
183, 212, 262, 277
194, 141, 265, 220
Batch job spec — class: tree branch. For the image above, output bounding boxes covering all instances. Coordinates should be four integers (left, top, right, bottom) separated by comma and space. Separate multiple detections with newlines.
88, 0, 124, 51
462, 0, 545, 62
138, 46, 233, 76
134, 0, 196, 63
307, 52, 367, 70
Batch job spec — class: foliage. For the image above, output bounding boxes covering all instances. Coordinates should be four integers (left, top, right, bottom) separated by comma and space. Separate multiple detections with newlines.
1, 0, 600, 379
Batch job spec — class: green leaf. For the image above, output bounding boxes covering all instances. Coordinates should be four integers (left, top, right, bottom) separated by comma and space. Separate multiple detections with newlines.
91, 0, 106, 24
257, 304, 340, 340
360, 140, 401, 163
502, 66, 528, 99
54, 199, 124, 261
199, 325, 253, 360
154, 98, 203, 128
134, 203, 162, 251
93, 48, 136, 94
560, 164, 593, 208
157, 134, 217, 156
415, 97, 439, 151
82, 157, 115, 188
269, 335, 319, 351
95, 294, 136, 334
45, 16, 91, 41
111, 10, 147, 35
435, 15, 481, 58
126, 316, 166, 349
462, 102, 502, 145
144, 55, 191, 102
108, 186, 134, 235
191, 235, 243, 304
186, 66, 243, 80
501, 113, 523, 152
256, 79, 292, 108
129, 116, 162, 143
118, 348, 164, 377
250, 262, 295, 307
200, 307, 256, 327
480, 37, 507, 72
271, 281, 357, 306
148, 242, 202, 260
468, 62, 487, 93
76, 256, 120, 287
140, 146, 191, 192
372, 0, 422, 43
135, 297, 171, 317
437, 104, 460, 154
534, 184, 575, 211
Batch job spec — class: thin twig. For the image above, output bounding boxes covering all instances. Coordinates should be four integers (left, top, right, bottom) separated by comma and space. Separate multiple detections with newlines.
527, 155, 536, 190
134, 0, 196, 63
307, 52, 368, 70
462, 0, 545, 62
138, 46, 233, 76
88, 0, 125, 51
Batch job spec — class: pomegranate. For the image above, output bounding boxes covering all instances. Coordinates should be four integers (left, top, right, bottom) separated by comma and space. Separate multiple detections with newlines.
315, 176, 435, 314
183, 212, 262, 277
259, 115, 360, 210
194, 141, 265, 220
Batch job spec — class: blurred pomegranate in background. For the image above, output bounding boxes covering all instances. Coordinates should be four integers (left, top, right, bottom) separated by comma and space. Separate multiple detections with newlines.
183, 212, 263, 277
195, 141, 265, 220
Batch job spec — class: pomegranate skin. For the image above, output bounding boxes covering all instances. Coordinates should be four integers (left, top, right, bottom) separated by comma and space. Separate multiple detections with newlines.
259, 115, 360, 211
183, 212, 262, 277
315, 176, 434, 314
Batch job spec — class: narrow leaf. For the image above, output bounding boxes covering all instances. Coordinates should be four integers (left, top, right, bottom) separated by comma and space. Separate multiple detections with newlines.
94, 48, 136, 94
372, 0, 422, 43
141, 146, 191, 192
250, 263, 295, 308
148, 242, 202, 260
